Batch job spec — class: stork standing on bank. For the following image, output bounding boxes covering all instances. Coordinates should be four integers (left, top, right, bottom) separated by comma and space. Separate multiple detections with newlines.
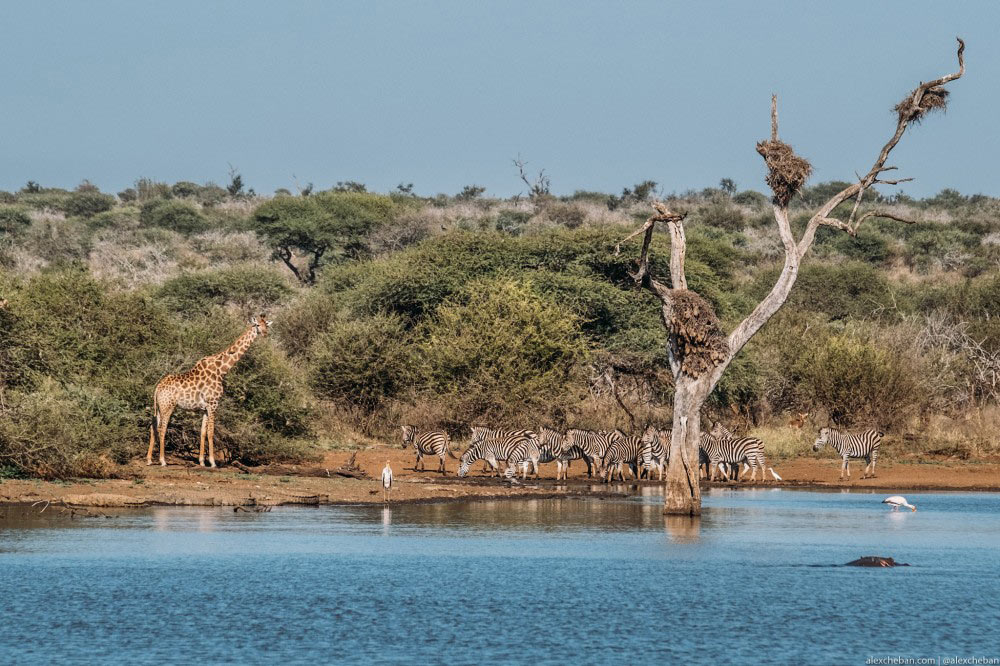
882, 495, 916, 512
381, 460, 394, 504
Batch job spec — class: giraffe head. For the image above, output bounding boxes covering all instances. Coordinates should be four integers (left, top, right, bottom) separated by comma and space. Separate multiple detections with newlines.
250, 313, 271, 337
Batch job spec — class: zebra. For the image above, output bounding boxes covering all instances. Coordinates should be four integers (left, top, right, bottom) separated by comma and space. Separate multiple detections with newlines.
707, 422, 782, 482
638, 425, 668, 481
537, 427, 587, 480
565, 429, 615, 478
813, 426, 883, 480
601, 434, 643, 483
457, 433, 536, 480
700, 423, 763, 482
400, 425, 455, 474
469, 426, 536, 475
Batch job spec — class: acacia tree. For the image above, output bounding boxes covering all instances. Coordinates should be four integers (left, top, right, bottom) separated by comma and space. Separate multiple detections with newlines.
619, 38, 965, 515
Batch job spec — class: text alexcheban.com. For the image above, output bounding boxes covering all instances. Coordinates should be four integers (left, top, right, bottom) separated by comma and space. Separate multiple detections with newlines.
866, 657, 1000, 665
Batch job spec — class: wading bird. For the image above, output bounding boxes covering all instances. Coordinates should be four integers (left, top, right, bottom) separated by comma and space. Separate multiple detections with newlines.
882, 495, 916, 512
381, 460, 393, 504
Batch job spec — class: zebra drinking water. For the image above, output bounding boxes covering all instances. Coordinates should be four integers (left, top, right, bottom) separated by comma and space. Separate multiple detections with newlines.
813, 427, 883, 480
457, 433, 536, 479
400, 426, 455, 474
565, 429, 615, 478
601, 434, 644, 482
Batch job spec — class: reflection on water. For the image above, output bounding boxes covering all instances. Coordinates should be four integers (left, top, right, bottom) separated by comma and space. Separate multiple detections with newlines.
2, 489, 999, 664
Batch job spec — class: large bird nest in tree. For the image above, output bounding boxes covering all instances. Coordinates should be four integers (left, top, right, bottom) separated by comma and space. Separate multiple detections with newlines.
894, 85, 949, 123
666, 289, 729, 378
756, 139, 813, 206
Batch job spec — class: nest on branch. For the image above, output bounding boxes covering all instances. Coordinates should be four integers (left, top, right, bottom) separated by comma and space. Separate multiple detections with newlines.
666, 289, 728, 378
894, 86, 949, 123
756, 139, 812, 207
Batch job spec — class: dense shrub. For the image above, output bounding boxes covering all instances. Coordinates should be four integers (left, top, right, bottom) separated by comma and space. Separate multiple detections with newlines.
140, 199, 207, 234
0, 206, 31, 235
155, 265, 292, 315
0, 269, 311, 476
414, 278, 587, 425
171, 181, 200, 198
64, 190, 115, 218
310, 314, 414, 411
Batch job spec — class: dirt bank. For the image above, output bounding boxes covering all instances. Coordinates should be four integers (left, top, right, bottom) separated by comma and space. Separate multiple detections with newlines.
1, 448, 998, 509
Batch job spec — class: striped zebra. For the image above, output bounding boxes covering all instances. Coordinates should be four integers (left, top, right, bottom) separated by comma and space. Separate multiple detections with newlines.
700, 423, 763, 482
813, 426, 883, 480
457, 432, 536, 480
565, 429, 615, 478
400, 425, 455, 474
638, 425, 668, 481
601, 434, 643, 483
706, 422, 751, 482
469, 426, 536, 475
537, 427, 588, 480
707, 422, 782, 483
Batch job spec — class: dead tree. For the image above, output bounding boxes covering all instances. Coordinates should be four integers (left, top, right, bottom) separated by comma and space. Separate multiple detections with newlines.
619, 38, 965, 515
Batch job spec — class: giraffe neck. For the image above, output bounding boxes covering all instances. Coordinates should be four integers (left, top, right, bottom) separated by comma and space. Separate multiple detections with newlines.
216, 325, 259, 375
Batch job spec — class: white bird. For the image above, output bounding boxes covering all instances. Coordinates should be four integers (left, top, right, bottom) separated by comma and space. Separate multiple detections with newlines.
882, 495, 916, 512
769, 467, 783, 482
381, 460, 393, 504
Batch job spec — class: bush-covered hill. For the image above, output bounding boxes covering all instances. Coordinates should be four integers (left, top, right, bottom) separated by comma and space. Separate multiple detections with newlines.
1, 178, 999, 477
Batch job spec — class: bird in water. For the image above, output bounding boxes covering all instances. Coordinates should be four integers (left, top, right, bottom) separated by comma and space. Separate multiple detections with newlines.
882, 495, 916, 512
381, 460, 393, 504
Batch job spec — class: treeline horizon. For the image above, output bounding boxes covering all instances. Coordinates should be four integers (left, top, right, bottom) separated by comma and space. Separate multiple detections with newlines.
1, 173, 998, 479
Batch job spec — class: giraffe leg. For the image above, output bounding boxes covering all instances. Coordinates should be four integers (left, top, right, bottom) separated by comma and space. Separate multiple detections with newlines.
157, 405, 174, 467
206, 407, 217, 468
198, 413, 208, 466
147, 407, 157, 466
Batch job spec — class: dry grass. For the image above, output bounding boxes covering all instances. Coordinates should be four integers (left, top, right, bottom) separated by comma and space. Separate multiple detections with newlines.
749, 425, 816, 461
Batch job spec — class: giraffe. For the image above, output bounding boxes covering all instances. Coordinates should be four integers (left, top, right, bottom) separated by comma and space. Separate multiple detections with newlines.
147, 314, 271, 468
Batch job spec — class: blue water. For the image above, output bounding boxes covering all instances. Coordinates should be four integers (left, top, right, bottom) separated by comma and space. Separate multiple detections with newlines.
1, 488, 999, 664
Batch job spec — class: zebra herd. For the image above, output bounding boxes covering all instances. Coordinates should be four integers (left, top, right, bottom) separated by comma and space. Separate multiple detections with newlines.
402, 422, 886, 482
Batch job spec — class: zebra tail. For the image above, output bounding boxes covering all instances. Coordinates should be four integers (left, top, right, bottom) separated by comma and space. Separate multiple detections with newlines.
447, 447, 458, 459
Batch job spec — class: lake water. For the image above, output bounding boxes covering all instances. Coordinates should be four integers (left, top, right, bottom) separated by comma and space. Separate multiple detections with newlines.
2, 488, 999, 664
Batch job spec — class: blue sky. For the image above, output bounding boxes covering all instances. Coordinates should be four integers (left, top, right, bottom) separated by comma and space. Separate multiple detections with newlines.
2, 1, 995, 198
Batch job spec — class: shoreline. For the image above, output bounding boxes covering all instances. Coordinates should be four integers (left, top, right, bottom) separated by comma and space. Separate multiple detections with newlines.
2, 449, 999, 510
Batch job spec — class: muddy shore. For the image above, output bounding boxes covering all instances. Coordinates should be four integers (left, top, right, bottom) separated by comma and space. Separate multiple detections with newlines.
1, 448, 998, 509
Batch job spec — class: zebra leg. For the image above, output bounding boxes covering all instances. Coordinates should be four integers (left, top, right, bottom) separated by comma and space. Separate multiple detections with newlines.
439, 454, 446, 474
870, 453, 878, 478
415, 451, 422, 471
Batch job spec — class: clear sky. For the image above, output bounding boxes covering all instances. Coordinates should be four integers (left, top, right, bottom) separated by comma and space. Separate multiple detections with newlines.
2, 1, 996, 198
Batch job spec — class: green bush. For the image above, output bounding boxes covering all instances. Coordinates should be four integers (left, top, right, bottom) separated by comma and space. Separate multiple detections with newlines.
171, 181, 200, 198
154, 266, 292, 315
0, 269, 311, 476
310, 314, 414, 411
140, 199, 207, 234
415, 278, 587, 424
0, 206, 31, 235
749, 262, 894, 321
64, 190, 115, 218
794, 330, 919, 429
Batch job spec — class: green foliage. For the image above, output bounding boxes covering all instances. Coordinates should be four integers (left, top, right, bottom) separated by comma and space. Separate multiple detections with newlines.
415, 278, 587, 424
794, 330, 919, 429
155, 266, 292, 315
64, 190, 115, 218
0, 269, 311, 477
171, 181, 200, 198
0, 206, 31, 235
834, 229, 891, 264
140, 199, 207, 234
310, 314, 414, 411
749, 262, 894, 321
253, 191, 400, 283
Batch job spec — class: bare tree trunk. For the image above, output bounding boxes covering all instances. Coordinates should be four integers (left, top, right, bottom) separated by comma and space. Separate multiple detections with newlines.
664, 376, 710, 514
616, 38, 964, 516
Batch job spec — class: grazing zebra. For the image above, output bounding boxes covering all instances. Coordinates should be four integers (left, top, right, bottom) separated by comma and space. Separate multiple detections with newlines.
700, 423, 762, 482
565, 429, 615, 478
813, 427, 883, 480
537, 427, 588, 480
469, 426, 536, 475
601, 434, 643, 483
400, 426, 454, 474
458, 433, 536, 480
638, 425, 668, 481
